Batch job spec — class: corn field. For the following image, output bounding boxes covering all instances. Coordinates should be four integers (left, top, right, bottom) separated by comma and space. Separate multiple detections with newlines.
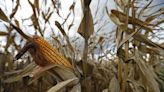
0, 0, 164, 92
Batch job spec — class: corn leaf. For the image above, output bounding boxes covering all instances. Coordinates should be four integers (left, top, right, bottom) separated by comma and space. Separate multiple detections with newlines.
47, 77, 79, 92
0, 8, 9, 22
0, 32, 8, 36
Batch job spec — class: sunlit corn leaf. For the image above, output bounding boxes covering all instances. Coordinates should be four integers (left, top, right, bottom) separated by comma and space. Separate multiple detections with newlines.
109, 76, 120, 92
0, 8, 9, 22
77, 7, 94, 40
28, 70, 45, 85
134, 50, 160, 92
128, 79, 145, 92
10, 0, 20, 19
47, 77, 79, 92
29, 64, 76, 84
106, 7, 123, 26
3, 62, 36, 83
52, 65, 76, 80
0, 31, 8, 36
28, 65, 58, 85
29, 64, 57, 78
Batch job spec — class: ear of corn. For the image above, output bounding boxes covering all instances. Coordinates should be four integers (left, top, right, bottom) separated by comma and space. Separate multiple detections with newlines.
30, 36, 73, 68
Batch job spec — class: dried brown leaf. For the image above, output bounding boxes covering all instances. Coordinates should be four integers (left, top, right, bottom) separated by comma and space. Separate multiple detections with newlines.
29, 64, 56, 78
28, 0, 43, 36
77, 8, 94, 39
145, 12, 162, 23
128, 79, 145, 92
134, 50, 160, 92
53, 65, 76, 80
45, 12, 53, 23
47, 78, 79, 92
84, 0, 92, 7
0, 8, 9, 22
69, 2, 75, 11
70, 83, 81, 92
10, 0, 20, 19
3, 62, 35, 83
127, 28, 164, 49
34, 0, 40, 14
109, 76, 120, 92
0, 31, 8, 36
116, 27, 123, 49
68, 23, 74, 30
55, 21, 67, 36
14, 19, 20, 27
106, 7, 123, 26
118, 29, 138, 48
98, 36, 105, 44
55, 21, 74, 53
111, 10, 153, 32
155, 19, 164, 26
